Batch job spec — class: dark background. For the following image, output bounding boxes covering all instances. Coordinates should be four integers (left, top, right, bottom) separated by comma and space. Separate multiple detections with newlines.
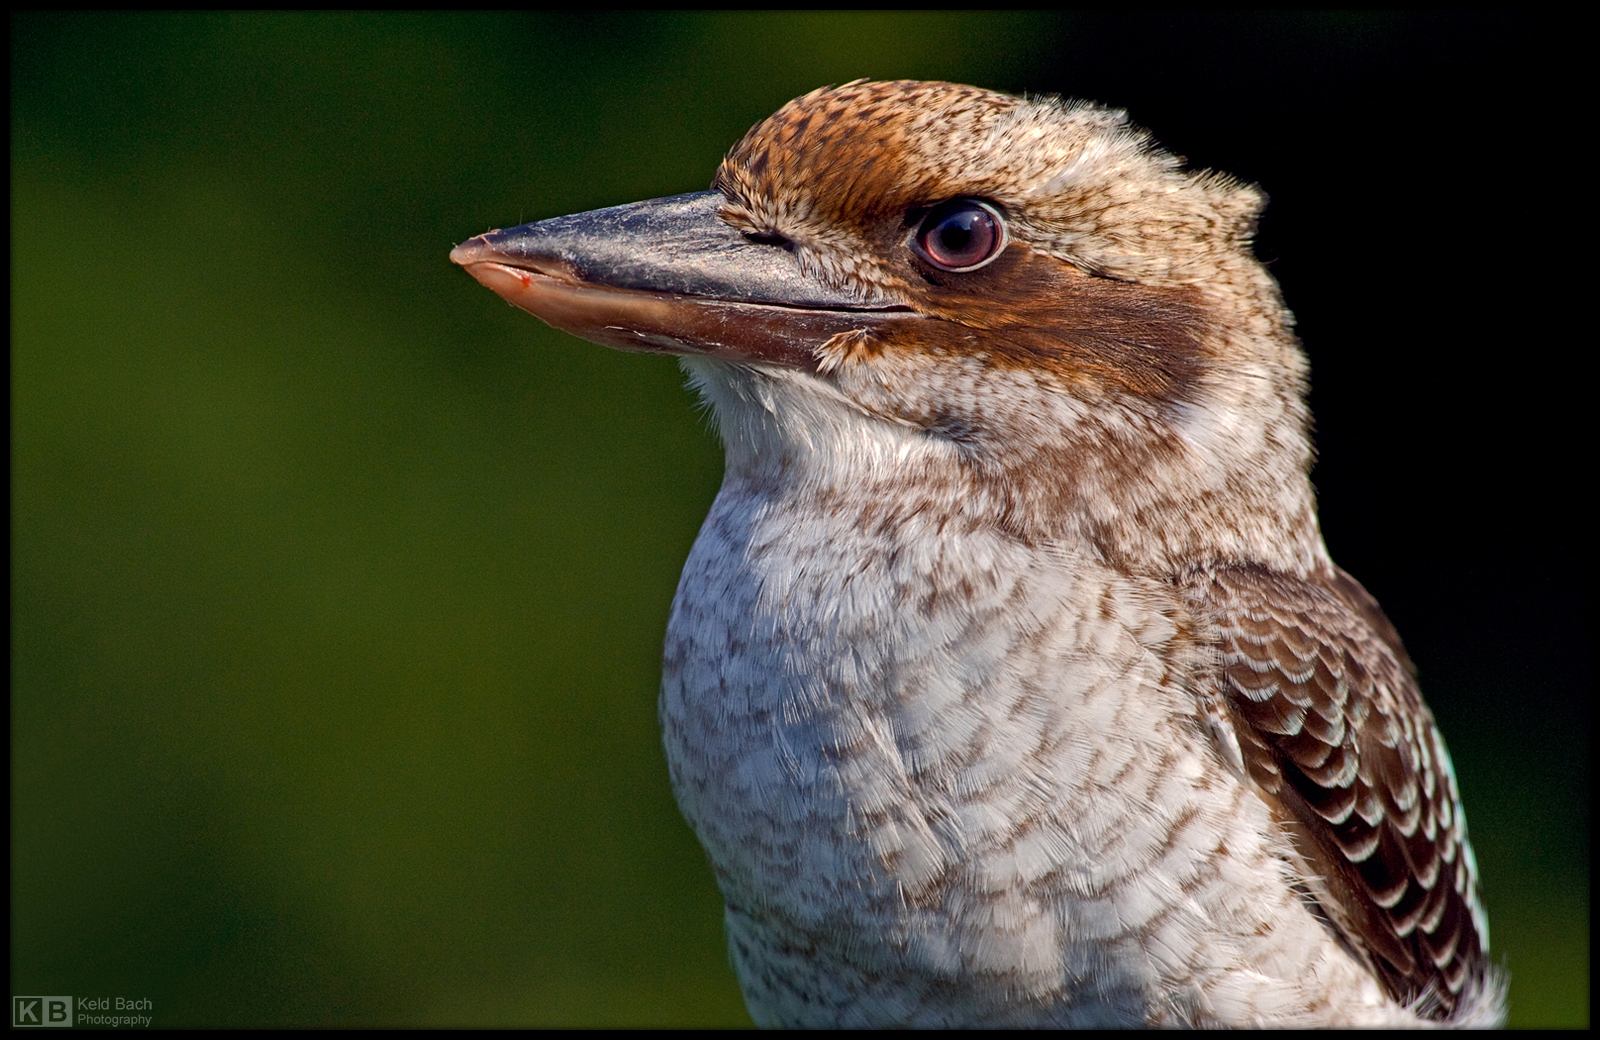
13, 12, 1584, 1027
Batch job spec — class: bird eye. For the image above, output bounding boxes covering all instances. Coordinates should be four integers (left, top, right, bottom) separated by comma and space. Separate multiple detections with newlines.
911, 199, 1006, 272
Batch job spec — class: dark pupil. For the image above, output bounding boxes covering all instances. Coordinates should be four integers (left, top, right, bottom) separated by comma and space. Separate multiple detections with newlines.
937, 213, 976, 254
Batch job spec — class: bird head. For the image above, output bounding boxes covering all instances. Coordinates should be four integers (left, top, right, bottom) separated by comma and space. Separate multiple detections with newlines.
452, 80, 1323, 575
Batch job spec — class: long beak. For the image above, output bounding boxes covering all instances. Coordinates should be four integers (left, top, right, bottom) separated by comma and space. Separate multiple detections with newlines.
451, 191, 907, 369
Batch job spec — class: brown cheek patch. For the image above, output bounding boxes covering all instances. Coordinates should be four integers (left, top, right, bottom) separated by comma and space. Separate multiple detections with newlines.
908, 246, 1213, 407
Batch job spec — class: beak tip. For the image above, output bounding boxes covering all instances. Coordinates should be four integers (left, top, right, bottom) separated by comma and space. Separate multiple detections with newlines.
450, 235, 492, 267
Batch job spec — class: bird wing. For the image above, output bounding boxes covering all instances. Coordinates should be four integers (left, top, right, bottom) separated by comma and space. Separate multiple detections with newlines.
1185, 563, 1490, 1021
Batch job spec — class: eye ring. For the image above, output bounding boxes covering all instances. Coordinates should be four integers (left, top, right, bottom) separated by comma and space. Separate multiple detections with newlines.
910, 198, 1007, 272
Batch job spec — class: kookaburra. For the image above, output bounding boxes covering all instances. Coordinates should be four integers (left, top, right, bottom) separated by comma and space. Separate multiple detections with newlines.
452, 80, 1504, 1027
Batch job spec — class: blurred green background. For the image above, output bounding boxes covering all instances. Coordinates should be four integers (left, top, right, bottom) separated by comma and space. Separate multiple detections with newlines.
13, 12, 1584, 1027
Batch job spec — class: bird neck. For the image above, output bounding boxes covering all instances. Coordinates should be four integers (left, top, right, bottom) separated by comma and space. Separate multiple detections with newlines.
682, 356, 1329, 580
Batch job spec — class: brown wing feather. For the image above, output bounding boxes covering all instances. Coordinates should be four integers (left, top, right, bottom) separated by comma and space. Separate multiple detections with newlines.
1186, 563, 1491, 1020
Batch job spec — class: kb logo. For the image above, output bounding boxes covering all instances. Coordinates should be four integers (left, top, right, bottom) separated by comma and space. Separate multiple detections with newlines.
12, 996, 71, 1027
